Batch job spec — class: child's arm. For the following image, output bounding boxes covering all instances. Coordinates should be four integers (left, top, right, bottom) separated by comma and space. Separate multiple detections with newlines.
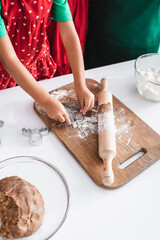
58, 20, 95, 114
0, 35, 70, 124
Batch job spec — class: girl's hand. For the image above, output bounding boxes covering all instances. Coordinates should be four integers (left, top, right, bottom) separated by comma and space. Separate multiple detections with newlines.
76, 85, 95, 115
42, 97, 71, 124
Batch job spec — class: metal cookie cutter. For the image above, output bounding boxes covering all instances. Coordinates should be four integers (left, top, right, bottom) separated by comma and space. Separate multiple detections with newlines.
22, 126, 49, 146
0, 120, 4, 146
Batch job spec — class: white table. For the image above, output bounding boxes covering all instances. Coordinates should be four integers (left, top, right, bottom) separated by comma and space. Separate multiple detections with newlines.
0, 60, 160, 240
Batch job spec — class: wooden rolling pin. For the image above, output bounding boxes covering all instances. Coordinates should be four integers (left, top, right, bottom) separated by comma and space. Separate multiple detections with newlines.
98, 78, 116, 186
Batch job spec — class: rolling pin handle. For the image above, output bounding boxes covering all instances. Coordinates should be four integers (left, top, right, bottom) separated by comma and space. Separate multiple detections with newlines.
102, 154, 114, 186
101, 78, 109, 91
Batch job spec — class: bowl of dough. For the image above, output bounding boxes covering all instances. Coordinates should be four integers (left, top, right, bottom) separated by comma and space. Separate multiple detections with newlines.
135, 53, 160, 101
0, 156, 70, 240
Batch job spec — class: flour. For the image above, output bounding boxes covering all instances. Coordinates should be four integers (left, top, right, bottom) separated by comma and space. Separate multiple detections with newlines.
116, 120, 132, 135
115, 107, 133, 146
65, 104, 132, 143
98, 111, 115, 133
36, 89, 133, 145
139, 68, 160, 84
50, 90, 74, 99
126, 137, 131, 146
36, 89, 75, 112
137, 68, 160, 101
72, 115, 98, 139
118, 107, 125, 114
48, 89, 98, 139
64, 106, 98, 139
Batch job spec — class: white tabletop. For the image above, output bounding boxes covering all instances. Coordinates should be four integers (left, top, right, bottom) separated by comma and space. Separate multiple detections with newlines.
0, 60, 160, 240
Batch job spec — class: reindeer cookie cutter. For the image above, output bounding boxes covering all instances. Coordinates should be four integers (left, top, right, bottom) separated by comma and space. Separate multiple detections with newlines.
22, 126, 49, 146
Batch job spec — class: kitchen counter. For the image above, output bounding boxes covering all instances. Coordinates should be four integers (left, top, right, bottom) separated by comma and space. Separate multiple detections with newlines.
0, 60, 160, 240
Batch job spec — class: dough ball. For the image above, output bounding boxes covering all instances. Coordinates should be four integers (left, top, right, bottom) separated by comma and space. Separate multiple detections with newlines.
0, 176, 44, 239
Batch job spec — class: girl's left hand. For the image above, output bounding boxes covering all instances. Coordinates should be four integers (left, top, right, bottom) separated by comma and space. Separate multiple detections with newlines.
75, 85, 95, 115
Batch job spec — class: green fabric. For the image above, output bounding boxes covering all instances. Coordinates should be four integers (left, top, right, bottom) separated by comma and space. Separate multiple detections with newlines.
51, 0, 72, 22
0, 2, 7, 38
0, 0, 72, 38
85, 0, 160, 68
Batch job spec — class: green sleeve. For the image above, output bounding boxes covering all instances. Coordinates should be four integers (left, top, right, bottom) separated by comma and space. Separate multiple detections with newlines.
0, 2, 7, 38
51, 0, 72, 22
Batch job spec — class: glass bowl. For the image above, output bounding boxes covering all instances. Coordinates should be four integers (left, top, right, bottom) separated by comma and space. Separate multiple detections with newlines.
0, 156, 70, 240
134, 53, 160, 101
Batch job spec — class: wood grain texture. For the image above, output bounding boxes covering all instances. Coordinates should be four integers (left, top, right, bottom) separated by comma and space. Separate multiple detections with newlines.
34, 79, 160, 189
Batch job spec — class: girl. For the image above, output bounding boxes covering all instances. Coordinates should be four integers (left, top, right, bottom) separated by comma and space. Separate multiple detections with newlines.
48, 0, 89, 76
0, 0, 94, 124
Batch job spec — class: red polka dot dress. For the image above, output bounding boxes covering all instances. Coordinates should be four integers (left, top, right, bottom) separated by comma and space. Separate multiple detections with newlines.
47, 0, 89, 77
0, 0, 57, 89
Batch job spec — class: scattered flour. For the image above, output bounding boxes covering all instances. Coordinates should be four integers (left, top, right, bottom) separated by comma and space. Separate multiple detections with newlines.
63, 105, 98, 139
50, 90, 74, 99
116, 120, 131, 135
36, 89, 134, 144
36, 89, 75, 112
126, 137, 131, 146
118, 107, 125, 114
64, 103, 132, 143
49, 89, 98, 139
71, 115, 98, 139
137, 68, 160, 101
98, 111, 115, 133
115, 107, 133, 146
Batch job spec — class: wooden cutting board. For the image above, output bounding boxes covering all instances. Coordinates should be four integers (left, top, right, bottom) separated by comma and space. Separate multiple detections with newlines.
34, 79, 160, 189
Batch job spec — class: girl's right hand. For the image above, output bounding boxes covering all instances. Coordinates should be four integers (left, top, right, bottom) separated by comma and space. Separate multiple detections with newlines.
42, 97, 71, 125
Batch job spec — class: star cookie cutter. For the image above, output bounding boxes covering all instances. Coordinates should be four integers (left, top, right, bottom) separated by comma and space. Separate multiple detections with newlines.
22, 126, 49, 146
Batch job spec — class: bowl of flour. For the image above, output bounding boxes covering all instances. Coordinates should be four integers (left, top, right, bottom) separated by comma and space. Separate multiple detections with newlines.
135, 53, 160, 101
